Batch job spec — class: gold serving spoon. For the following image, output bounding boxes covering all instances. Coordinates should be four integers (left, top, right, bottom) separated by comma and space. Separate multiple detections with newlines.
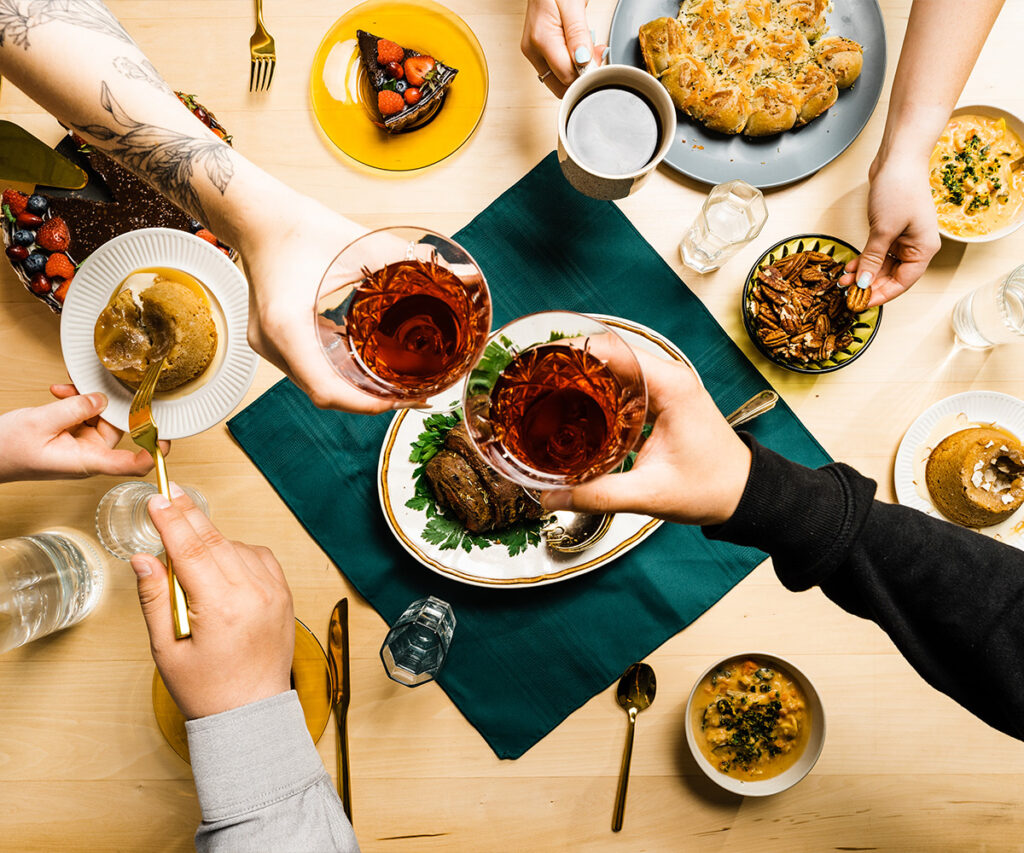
543, 390, 779, 553
612, 662, 656, 832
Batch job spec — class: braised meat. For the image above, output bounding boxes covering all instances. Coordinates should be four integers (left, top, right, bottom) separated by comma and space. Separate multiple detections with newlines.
424, 423, 543, 533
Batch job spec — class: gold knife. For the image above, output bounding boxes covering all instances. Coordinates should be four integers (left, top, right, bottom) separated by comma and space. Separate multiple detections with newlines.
327, 598, 352, 822
0, 120, 87, 188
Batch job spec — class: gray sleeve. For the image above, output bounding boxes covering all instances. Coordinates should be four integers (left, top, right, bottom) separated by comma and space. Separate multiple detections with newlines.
185, 690, 358, 853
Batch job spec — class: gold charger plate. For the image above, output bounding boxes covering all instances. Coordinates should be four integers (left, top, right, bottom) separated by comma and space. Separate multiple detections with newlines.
310, 0, 488, 172
152, 619, 332, 763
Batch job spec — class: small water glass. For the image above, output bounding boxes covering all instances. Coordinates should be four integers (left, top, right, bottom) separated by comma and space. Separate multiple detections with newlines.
952, 264, 1024, 348
0, 528, 104, 654
680, 180, 768, 273
380, 596, 456, 687
96, 482, 209, 560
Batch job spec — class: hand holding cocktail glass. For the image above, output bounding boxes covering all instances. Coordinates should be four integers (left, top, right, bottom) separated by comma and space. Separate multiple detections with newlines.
462, 312, 647, 492
540, 350, 753, 526
315, 227, 491, 409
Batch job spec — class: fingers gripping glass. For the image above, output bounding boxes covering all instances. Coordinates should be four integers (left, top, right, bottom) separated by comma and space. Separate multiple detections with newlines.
315, 226, 492, 409
461, 311, 647, 491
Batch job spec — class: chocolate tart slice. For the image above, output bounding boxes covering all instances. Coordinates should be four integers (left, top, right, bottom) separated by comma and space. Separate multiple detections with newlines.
357, 29, 457, 133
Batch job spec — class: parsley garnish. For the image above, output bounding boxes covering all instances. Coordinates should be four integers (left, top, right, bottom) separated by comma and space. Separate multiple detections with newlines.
404, 407, 542, 557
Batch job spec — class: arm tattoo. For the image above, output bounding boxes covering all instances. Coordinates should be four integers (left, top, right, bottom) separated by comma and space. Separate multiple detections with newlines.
113, 56, 173, 95
73, 82, 234, 225
0, 0, 133, 50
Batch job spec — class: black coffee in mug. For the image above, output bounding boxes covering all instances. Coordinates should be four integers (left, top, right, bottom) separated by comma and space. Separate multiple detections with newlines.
565, 85, 662, 176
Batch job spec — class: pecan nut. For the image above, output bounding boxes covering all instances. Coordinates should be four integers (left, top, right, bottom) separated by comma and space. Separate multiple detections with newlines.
750, 249, 858, 364
845, 285, 871, 313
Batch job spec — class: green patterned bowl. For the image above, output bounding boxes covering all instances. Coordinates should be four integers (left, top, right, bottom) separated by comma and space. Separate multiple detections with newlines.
741, 234, 882, 374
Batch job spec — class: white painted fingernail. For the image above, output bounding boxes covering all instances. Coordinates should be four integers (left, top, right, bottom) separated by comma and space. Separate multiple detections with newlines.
574, 46, 591, 65
590, 28, 596, 43
857, 272, 873, 289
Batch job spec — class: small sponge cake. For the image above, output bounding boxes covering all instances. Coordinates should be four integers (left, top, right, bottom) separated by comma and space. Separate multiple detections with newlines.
925, 427, 1024, 528
94, 272, 217, 392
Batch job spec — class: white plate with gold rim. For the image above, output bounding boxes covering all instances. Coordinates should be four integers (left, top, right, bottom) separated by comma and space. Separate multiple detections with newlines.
377, 315, 700, 588
894, 390, 1024, 548
60, 228, 259, 439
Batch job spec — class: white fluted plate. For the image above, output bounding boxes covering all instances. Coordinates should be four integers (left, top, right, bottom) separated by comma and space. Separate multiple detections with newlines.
894, 390, 1024, 549
60, 228, 258, 439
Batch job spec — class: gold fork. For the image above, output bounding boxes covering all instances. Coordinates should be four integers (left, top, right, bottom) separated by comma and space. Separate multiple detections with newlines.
129, 358, 191, 639
249, 0, 276, 92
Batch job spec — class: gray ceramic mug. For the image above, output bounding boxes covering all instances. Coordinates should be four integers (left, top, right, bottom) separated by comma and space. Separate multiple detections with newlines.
557, 64, 677, 201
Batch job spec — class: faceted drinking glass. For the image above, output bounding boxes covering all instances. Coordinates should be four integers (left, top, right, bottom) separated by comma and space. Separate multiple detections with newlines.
461, 311, 648, 491
680, 179, 769, 273
380, 596, 456, 687
96, 482, 209, 560
315, 226, 492, 406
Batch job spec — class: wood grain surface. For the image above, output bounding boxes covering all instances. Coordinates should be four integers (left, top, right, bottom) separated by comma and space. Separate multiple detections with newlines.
2, 1, 1023, 850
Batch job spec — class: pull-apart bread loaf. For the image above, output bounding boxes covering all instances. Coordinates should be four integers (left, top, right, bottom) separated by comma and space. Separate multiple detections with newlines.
639, 0, 863, 137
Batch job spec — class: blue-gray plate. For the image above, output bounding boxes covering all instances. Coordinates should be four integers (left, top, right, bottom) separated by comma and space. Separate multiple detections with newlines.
606, 0, 886, 188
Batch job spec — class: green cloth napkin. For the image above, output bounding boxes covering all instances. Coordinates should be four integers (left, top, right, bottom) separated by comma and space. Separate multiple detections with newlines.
228, 152, 831, 759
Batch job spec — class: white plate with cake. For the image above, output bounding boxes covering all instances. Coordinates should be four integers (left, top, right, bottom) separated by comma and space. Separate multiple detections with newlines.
895, 391, 1024, 547
378, 316, 699, 588
60, 228, 258, 439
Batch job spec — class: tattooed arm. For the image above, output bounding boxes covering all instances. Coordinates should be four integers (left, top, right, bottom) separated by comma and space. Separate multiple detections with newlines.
0, 0, 390, 413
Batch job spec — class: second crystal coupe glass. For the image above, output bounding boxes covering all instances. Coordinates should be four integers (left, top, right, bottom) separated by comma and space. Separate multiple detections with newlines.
315, 226, 492, 405
462, 311, 648, 491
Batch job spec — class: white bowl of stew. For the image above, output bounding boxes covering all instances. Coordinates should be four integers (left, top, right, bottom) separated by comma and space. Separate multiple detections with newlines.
931, 105, 1024, 244
685, 653, 825, 797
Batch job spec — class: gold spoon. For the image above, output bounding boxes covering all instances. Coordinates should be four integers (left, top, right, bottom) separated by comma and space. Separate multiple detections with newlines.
612, 662, 656, 832
544, 390, 779, 553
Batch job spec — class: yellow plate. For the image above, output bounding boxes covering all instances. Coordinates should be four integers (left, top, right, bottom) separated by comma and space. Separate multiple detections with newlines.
310, 0, 488, 172
152, 619, 332, 763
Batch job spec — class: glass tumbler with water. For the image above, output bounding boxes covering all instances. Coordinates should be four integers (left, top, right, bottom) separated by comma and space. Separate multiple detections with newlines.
96, 482, 208, 560
680, 180, 768, 273
952, 264, 1024, 348
380, 596, 456, 687
0, 529, 104, 655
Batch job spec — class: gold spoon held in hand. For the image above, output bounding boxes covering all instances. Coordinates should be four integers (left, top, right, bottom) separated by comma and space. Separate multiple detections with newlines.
612, 662, 656, 832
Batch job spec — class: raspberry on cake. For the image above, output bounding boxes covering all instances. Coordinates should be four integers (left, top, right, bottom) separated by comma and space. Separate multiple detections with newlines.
357, 29, 457, 133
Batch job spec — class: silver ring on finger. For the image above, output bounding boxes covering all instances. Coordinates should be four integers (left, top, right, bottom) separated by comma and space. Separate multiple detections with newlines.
537, 69, 553, 82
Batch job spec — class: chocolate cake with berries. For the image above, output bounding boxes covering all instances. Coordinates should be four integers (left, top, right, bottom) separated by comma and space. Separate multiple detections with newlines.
357, 30, 457, 133
1, 93, 232, 313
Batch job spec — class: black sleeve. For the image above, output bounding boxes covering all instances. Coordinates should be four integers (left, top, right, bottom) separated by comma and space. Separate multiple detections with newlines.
703, 434, 1024, 741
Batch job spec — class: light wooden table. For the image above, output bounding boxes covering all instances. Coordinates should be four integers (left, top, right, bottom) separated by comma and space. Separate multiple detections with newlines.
2, 1, 1024, 850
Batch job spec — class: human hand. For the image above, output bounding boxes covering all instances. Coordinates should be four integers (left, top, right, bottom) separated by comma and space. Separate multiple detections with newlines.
0, 384, 163, 483
238, 187, 393, 414
521, 0, 606, 98
839, 153, 942, 307
540, 351, 752, 526
130, 484, 294, 720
